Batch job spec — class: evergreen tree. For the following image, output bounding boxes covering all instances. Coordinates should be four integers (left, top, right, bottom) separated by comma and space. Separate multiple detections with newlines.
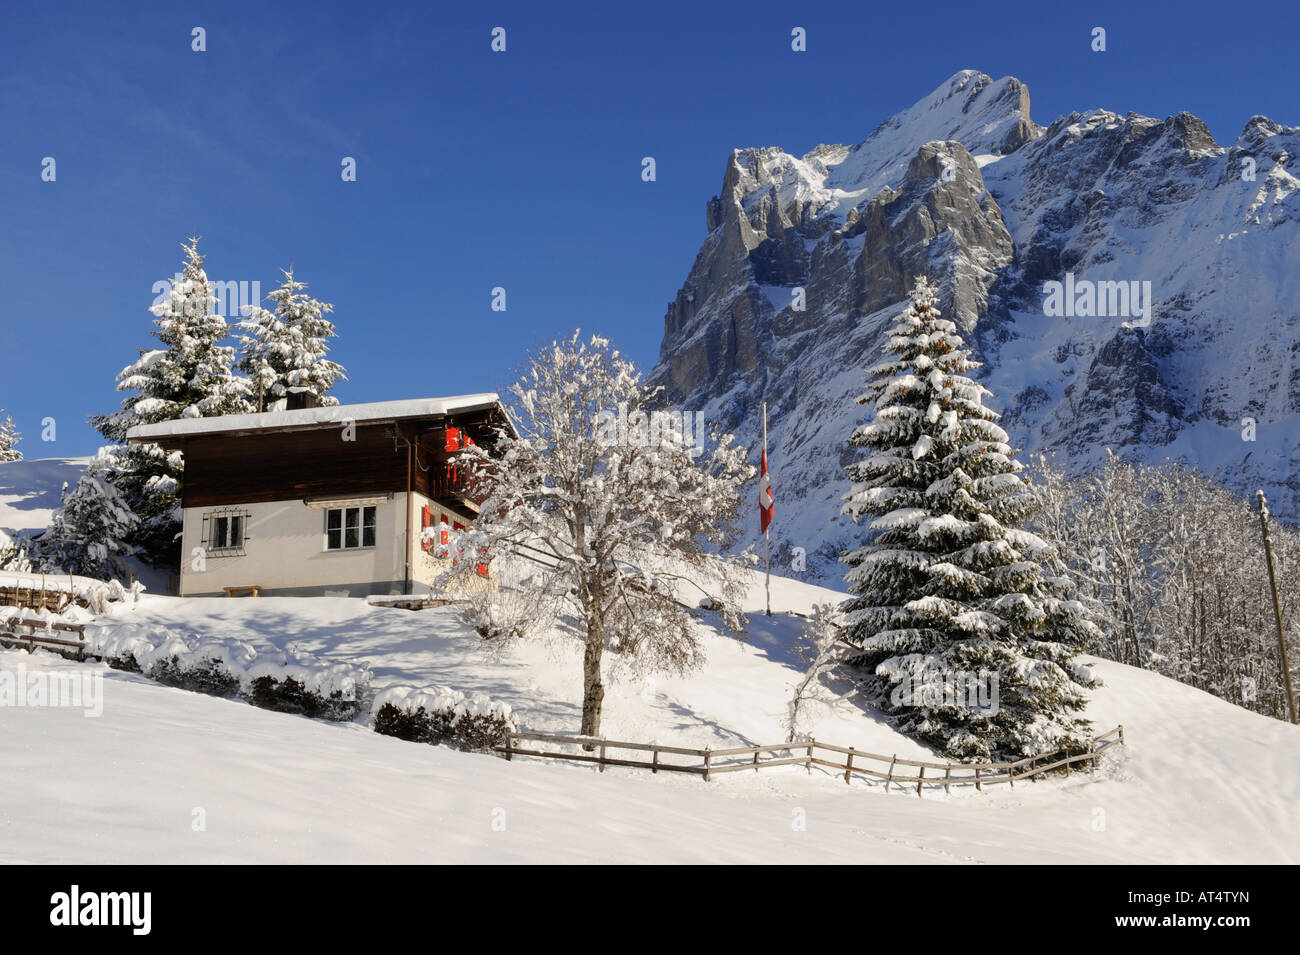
0, 528, 31, 572
32, 450, 139, 580
840, 277, 1101, 762
239, 267, 345, 410
90, 236, 251, 565
0, 413, 21, 462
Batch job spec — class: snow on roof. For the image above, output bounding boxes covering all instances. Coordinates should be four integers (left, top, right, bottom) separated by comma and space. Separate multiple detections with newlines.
125, 394, 504, 442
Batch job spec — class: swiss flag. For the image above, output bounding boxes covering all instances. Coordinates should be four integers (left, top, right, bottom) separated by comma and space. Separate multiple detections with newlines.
759, 449, 774, 534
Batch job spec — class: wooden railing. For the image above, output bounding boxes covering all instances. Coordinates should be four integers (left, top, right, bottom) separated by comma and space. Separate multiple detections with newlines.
496, 725, 1124, 796
0, 615, 87, 656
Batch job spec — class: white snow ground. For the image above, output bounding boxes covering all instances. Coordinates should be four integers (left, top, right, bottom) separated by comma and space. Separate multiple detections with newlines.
3, 576, 1298, 864
2, 458, 1297, 863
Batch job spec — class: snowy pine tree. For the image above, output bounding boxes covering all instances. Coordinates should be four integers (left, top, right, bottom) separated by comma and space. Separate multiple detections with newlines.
0, 413, 20, 462
0, 528, 31, 572
32, 450, 139, 580
90, 236, 251, 565
239, 267, 345, 410
841, 277, 1101, 762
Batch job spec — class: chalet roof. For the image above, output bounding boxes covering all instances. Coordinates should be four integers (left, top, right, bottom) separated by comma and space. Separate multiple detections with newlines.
125, 394, 508, 442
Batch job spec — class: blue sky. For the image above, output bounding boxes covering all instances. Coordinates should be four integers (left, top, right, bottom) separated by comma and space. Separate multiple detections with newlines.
3, 0, 1296, 456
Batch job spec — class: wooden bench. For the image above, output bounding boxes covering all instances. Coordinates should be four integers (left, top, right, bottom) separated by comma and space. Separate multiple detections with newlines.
223, 585, 261, 598
0, 617, 88, 657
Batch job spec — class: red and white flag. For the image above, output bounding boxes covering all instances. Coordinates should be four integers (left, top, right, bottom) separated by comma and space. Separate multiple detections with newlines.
759, 449, 774, 534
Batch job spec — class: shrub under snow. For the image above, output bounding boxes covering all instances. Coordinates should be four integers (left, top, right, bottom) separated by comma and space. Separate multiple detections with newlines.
371, 684, 519, 752
89, 626, 371, 721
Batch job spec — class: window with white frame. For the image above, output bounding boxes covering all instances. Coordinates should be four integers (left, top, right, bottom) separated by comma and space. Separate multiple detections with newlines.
324, 505, 377, 550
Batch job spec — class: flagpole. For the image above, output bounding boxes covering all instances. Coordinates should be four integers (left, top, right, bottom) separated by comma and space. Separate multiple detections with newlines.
763, 401, 771, 617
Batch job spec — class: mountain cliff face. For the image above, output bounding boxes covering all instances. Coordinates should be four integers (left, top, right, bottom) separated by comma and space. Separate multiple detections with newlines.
648, 70, 1300, 582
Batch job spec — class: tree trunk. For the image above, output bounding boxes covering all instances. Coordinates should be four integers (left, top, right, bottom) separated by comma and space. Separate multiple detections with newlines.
580, 618, 605, 745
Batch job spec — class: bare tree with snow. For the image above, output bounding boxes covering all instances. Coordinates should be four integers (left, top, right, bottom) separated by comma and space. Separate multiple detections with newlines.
784, 603, 845, 742
439, 332, 754, 738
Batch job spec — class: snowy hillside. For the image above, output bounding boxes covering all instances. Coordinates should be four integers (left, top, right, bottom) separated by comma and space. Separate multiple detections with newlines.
0, 457, 87, 535
3, 569, 1298, 863
650, 69, 1300, 581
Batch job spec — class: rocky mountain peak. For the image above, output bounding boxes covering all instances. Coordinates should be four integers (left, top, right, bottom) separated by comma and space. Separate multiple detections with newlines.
652, 73, 1300, 580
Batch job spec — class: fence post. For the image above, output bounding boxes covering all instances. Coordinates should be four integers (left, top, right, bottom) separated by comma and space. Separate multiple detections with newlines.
753, 747, 760, 773
1118, 724, 1125, 745
598, 737, 606, 773
504, 732, 514, 761
943, 765, 951, 795
652, 744, 659, 774
916, 765, 924, 797
1008, 762, 1015, 789
975, 767, 982, 792
845, 747, 854, 785
885, 755, 896, 793
806, 739, 814, 775
704, 747, 712, 782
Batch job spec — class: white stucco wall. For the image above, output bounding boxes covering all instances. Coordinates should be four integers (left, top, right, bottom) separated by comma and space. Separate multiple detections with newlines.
407, 491, 476, 593
180, 495, 410, 596
178, 492, 488, 597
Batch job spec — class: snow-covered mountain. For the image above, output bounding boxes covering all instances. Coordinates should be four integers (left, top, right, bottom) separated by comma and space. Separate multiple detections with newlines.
649, 70, 1300, 582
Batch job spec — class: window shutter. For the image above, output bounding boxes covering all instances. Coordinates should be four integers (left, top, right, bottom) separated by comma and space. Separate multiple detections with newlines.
421, 505, 432, 552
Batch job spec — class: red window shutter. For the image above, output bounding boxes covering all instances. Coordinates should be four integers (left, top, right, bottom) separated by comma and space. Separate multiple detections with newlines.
420, 505, 432, 551
445, 428, 460, 452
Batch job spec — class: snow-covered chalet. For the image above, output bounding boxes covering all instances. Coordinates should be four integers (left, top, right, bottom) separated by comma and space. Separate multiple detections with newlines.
125, 394, 512, 597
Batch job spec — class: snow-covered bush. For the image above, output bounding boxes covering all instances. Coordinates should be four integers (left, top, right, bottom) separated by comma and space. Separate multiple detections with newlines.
372, 685, 519, 752
89, 627, 371, 720
454, 555, 562, 643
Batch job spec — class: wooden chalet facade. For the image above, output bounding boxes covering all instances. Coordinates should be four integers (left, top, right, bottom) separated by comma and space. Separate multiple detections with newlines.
125, 395, 511, 597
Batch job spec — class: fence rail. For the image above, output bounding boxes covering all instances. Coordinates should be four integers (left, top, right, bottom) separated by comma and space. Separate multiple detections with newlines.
496, 725, 1124, 796
0, 615, 88, 656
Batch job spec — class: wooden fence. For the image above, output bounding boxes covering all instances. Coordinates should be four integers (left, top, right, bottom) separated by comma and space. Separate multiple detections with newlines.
496, 725, 1124, 796
0, 581, 74, 614
0, 615, 88, 656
